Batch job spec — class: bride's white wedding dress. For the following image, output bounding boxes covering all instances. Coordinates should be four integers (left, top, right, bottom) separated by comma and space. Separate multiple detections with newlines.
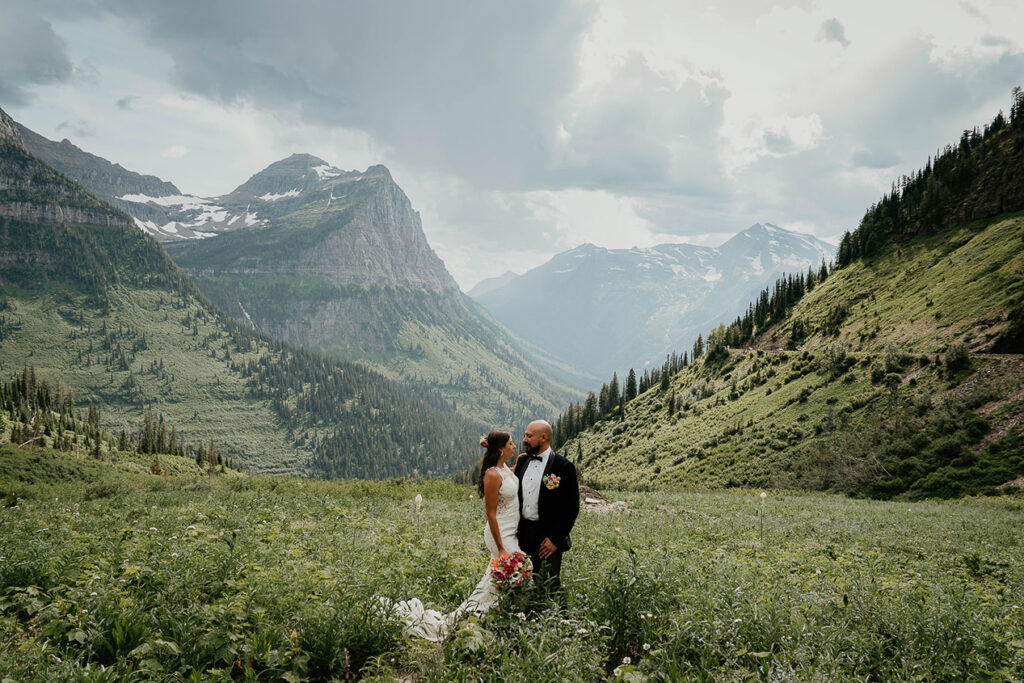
388, 464, 520, 642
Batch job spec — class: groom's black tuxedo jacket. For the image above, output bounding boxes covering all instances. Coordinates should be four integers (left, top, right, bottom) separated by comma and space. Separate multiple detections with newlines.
514, 450, 580, 553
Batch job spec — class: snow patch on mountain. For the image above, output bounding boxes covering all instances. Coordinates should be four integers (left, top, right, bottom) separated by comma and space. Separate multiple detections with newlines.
119, 193, 210, 210
312, 164, 341, 179
259, 189, 301, 201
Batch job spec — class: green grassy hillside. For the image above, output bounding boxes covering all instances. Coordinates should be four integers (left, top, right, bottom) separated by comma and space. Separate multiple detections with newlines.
1, 449, 1022, 680
0, 285, 308, 475
563, 213, 1024, 497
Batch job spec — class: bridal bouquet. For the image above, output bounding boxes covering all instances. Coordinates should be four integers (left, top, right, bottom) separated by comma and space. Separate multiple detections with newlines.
489, 550, 533, 591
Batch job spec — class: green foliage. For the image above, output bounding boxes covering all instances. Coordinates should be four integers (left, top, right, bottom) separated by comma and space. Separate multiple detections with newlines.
1, 462, 1021, 680
993, 301, 1024, 353
944, 341, 972, 376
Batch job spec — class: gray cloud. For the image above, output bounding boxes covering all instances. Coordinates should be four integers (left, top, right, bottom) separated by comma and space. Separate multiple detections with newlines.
555, 54, 729, 195
0, 7, 74, 105
732, 40, 1024, 238
819, 19, 850, 48
85, 0, 595, 192
56, 119, 95, 137
116, 95, 140, 110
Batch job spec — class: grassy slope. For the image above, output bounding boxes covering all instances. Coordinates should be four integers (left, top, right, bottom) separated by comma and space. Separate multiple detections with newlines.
0, 284, 310, 475
565, 214, 1024, 495
1, 449, 1021, 679
769, 212, 1024, 353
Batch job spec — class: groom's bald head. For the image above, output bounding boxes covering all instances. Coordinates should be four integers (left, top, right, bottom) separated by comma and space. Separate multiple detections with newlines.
523, 420, 552, 453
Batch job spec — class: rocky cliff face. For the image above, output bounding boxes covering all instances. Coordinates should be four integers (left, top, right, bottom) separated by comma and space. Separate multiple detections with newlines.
0, 109, 27, 151
0, 107, 132, 230
170, 163, 459, 293
164, 156, 575, 425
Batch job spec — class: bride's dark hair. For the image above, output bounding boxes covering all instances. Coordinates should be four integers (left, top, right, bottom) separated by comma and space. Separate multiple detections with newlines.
476, 430, 512, 498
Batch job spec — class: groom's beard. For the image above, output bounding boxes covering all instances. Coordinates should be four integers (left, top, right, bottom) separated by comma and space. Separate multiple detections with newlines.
523, 441, 541, 456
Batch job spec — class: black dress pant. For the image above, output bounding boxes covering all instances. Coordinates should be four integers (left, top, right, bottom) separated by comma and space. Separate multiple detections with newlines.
518, 518, 562, 591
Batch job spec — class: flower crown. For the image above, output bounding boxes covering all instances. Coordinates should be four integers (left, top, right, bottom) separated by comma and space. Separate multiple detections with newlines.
479, 435, 489, 448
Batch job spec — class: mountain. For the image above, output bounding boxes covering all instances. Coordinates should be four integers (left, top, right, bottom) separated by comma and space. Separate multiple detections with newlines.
467, 270, 520, 298
16, 126, 585, 426
14, 123, 185, 231
0, 105, 484, 480
472, 224, 834, 377
161, 155, 583, 426
553, 93, 1024, 500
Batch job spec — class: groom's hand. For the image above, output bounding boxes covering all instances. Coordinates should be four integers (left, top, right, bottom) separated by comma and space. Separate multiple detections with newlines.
539, 538, 557, 559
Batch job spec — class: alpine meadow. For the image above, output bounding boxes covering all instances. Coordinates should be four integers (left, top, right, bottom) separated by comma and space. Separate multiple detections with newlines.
2, 6, 1024, 680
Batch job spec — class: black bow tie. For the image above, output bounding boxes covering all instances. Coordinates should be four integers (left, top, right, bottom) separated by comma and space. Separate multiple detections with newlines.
528, 453, 543, 462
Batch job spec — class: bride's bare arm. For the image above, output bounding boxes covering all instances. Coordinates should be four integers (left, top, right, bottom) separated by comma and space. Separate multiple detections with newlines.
482, 468, 508, 558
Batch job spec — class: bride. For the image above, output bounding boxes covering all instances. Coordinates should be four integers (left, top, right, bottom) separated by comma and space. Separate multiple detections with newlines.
388, 430, 520, 641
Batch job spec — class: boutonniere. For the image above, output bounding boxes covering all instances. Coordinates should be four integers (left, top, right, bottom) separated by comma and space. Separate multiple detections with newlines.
543, 474, 561, 490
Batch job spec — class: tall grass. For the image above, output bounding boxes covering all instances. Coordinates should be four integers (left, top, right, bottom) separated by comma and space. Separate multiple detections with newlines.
1, 454, 1022, 680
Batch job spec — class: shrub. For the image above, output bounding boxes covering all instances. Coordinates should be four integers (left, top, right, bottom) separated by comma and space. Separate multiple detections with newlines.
944, 342, 971, 375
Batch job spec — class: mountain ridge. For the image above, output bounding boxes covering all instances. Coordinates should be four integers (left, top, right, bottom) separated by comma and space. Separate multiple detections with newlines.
15, 122, 584, 427
473, 222, 834, 376
0, 105, 484, 480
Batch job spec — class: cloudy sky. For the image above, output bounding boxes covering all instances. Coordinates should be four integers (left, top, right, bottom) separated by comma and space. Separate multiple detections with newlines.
2, 0, 1022, 289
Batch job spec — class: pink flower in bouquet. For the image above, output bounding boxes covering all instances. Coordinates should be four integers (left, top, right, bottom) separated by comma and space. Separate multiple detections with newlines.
489, 550, 533, 591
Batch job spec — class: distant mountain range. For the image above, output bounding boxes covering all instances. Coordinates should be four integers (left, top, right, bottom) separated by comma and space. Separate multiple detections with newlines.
18, 127, 585, 428
471, 224, 835, 376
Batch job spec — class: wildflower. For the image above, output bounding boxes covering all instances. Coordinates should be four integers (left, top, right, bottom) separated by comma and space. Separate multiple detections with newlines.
622, 656, 631, 664
733, 618, 742, 623
171, 553, 179, 558
90, 592, 98, 596
646, 612, 653, 618
643, 643, 651, 651
517, 612, 527, 621
577, 627, 588, 634
415, 494, 423, 512
613, 667, 622, 677
149, 527, 158, 532
760, 491, 767, 499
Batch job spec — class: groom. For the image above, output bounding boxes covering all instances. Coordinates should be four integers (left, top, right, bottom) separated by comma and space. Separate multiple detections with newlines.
515, 419, 580, 591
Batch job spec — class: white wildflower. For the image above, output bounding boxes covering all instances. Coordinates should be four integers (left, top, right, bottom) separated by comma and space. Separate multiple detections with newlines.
613, 667, 622, 677
760, 491, 767, 499
643, 643, 651, 651
622, 656, 631, 664
415, 494, 423, 512
148, 527, 158, 532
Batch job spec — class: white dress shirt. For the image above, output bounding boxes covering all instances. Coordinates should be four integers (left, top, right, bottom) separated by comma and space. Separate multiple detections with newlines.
520, 446, 551, 521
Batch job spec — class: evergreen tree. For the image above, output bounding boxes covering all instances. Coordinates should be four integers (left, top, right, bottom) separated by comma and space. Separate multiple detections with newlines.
625, 369, 638, 402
